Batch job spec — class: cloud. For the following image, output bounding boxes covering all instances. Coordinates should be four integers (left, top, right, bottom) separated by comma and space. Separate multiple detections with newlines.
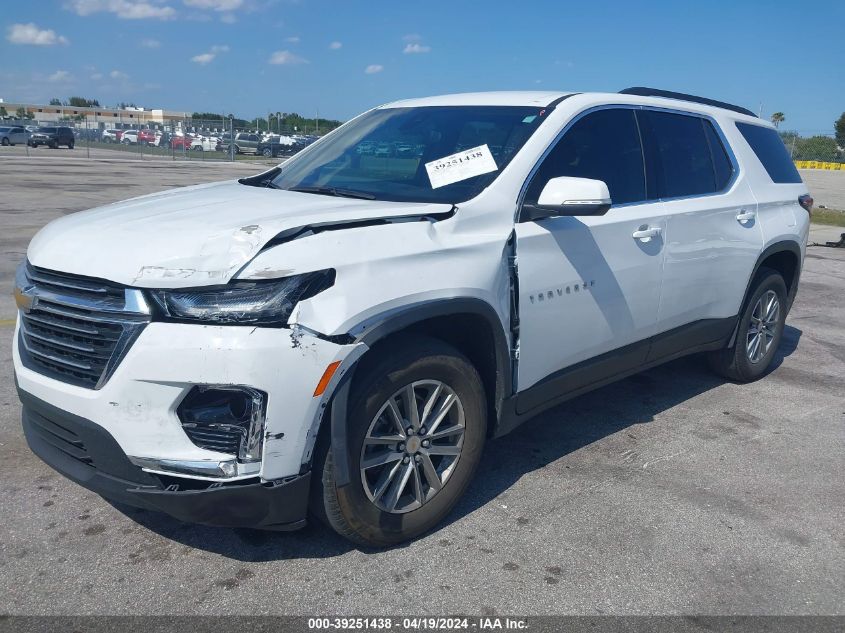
110, 69, 129, 79
364, 64, 384, 74
220, 13, 236, 23
268, 50, 307, 65
191, 44, 229, 64
285, 36, 300, 43
48, 70, 73, 82
183, 0, 243, 9
140, 37, 160, 47
403, 33, 422, 42
91, 72, 104, 80
403, 42, 430, 54
6, 23, 69, 45
329, 41, 342, 50
65, 0, 176, 20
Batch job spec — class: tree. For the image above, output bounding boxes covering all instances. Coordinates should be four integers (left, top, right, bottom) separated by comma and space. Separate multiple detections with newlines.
835, 112, 845, 149
793, 135, 839, 162
770, 112, 785, 128
0, 106, 7, 119
49, 98, 62, 106
67, 96, 100, 108
15, 106, 33, 120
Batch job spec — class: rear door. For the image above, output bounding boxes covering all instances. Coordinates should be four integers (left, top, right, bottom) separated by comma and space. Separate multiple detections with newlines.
514, 108, 668, 411
639, 110, 763, 356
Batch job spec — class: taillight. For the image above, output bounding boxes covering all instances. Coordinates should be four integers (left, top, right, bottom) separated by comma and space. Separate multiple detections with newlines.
798, 194, 813, 214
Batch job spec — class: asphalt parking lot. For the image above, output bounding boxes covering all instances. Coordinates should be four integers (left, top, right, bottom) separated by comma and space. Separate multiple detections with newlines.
1, 156, 843, 615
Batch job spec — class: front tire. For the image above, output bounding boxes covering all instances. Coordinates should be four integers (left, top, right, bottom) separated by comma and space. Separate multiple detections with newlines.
313, 337, 486, 547
708, 267, 787, 382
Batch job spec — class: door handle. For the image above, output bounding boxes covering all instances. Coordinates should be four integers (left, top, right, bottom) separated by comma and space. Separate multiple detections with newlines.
736, 210, 756, 223
632, 225, 662, 242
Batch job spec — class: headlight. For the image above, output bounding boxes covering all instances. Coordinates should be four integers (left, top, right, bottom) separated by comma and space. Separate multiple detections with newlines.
147, 269, 335, 326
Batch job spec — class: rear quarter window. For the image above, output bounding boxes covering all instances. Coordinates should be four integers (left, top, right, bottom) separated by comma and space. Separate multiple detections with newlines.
736, 122, 802, 184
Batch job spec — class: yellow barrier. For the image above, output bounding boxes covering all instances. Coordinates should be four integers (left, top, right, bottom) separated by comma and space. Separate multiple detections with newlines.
795, 160, 844, 170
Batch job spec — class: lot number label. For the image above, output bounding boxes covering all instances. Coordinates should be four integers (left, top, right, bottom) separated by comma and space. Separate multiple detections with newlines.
425, 144, 498, 189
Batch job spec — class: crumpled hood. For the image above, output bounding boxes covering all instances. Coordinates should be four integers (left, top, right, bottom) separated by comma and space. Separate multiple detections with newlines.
28, 180, 452, 288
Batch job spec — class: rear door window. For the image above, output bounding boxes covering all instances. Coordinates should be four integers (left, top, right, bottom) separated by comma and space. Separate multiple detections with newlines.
639, 110, 717, 198
703, 121, 734, 190
735, 122, 802, 184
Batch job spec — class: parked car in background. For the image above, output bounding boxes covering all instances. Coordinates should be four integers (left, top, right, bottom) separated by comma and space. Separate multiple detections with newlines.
121, 130, 140, 145
167, 134, 193, 151
256, 135, 298, 157
227, 132, 261, 155
137, 129, 157, 145
101, 129, 121, 143
27, 126, 74, 149
25, 125, 39, 134
0, 126, 30, 146
190, 136, 215, 152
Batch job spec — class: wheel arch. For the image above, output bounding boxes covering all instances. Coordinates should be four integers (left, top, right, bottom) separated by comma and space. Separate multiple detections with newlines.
728, 240, 802, 347
323, 298, 512, 488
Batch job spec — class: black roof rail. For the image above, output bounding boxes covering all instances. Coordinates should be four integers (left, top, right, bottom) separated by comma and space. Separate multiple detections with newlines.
619, 87, 757, 118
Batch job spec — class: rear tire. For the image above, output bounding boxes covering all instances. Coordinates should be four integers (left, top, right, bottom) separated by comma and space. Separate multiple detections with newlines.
312, 336, 486, 547
2, 138, 9, 146
68, 141, 74, 149
708, 267, 787, 382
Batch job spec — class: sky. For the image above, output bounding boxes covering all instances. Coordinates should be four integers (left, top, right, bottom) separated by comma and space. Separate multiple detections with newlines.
1, 0, 843, 134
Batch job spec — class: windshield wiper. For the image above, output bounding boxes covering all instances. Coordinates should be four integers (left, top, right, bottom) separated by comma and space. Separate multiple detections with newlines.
288, 185, 376, 200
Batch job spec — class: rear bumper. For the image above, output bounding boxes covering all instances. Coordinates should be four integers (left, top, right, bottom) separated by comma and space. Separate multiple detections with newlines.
20, 387, 310, 530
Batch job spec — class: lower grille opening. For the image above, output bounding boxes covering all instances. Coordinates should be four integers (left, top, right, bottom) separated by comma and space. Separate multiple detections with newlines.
177, 386, 267, 461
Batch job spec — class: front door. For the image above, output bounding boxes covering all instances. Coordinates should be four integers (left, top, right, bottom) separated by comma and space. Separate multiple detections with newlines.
514, 108, 667, 413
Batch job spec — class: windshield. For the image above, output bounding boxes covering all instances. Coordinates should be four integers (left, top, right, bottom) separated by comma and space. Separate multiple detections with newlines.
270, 106, 549, 203
38, 127, 57, 133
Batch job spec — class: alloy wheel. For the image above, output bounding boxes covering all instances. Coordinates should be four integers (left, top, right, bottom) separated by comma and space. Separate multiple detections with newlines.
360, 380, 465, 514
746, 290, 780, 363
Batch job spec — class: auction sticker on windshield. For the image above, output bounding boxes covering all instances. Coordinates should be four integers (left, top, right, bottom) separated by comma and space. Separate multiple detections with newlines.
425, 144, 498, 189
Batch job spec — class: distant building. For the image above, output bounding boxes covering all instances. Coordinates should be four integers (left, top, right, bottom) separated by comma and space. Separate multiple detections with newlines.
0, 101, 194, 128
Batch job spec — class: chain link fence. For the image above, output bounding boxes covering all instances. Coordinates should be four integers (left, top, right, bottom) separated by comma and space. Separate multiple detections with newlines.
781, 132, 844, 170
1, 115, 323, 163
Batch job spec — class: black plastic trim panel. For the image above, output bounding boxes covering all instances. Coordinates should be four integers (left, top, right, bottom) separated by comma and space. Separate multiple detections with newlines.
18, 388, 310, 530
497, 316, 737, 436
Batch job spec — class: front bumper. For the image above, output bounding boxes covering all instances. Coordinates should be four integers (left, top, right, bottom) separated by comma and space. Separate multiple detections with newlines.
14, 317, 362, 483
28, 138, 54, 146
20, 388, 310, 529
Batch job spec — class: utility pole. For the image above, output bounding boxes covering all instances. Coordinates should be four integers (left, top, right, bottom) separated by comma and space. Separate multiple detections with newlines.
315, 107, 319, 135
229, 114, 235, 162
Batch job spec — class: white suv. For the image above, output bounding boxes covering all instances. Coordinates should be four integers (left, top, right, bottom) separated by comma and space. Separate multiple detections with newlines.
13, 88, 811, 546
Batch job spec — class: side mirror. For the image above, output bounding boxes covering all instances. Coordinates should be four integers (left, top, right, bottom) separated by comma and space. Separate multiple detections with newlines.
522, 176, 612, 221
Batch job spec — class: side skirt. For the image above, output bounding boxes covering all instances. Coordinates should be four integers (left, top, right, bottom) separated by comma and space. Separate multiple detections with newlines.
495, 316, 736, 437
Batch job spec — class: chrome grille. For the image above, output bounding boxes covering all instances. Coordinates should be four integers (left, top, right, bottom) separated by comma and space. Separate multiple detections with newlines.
17, 263, 151, 389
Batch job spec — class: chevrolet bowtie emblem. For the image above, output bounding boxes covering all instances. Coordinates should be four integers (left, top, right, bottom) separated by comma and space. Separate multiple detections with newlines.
13, 286, 34, 313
